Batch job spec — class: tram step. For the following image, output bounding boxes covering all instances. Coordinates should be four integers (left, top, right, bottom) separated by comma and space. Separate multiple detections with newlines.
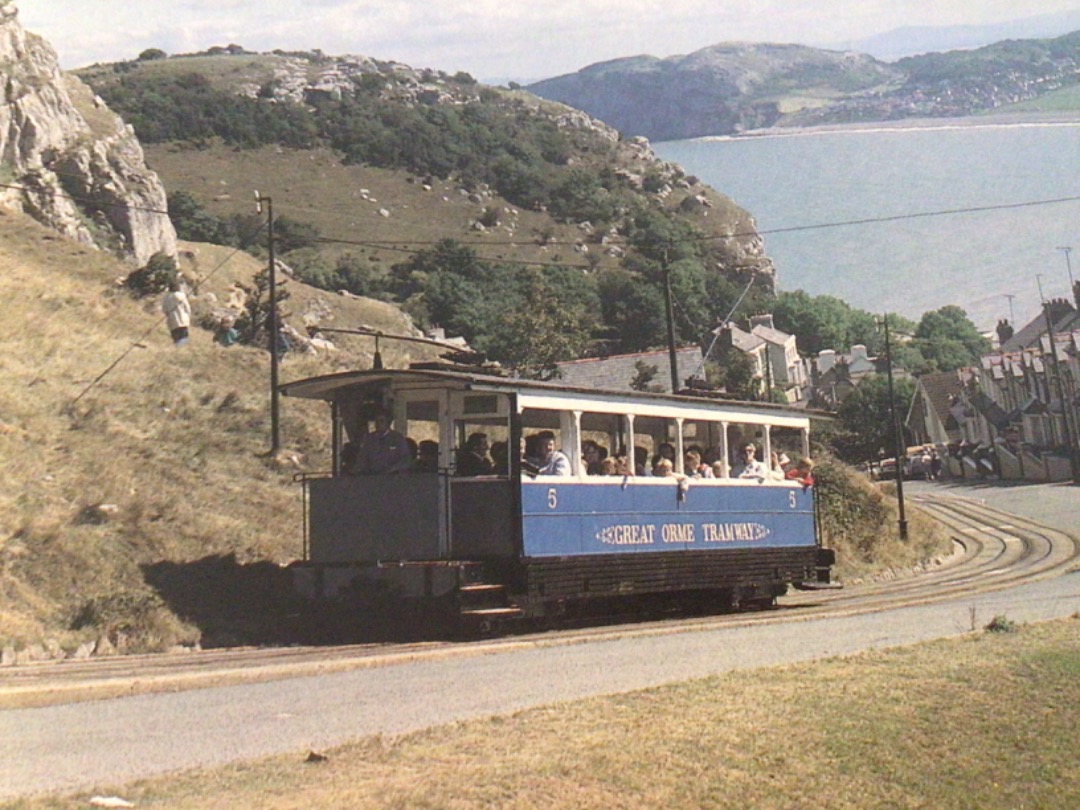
459, 583, 506, 593
460, 607, 524, 618
792, 581, 844, 591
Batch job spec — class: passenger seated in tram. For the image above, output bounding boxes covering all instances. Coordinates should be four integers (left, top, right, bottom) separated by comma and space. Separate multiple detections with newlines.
733, 443, 769, 480
684, 449, 714, 478
456, 432, 495, 476
490, 440, 508, 476
653, 458, 688, 482
581, 440, 607, 475
599, 457, 620, 476
650, 442, 676, 473
769, 451, 789, 481
633, 446, 649, 476
530, 430, 571, 476
785, 457, 815, 487
415, 440, 440, 473
353, 410, 414, 474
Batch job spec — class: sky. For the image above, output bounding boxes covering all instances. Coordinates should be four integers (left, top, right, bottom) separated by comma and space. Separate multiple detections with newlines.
18, 0, 1080, 82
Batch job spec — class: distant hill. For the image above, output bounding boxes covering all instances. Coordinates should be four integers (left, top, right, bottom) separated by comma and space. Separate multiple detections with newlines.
836, 8, 1080, 61
528, 31, 1080, 140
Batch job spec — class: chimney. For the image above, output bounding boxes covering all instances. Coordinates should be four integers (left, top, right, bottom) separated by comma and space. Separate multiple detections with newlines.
1047, 297, 1075, 326
750, 313, 775, 331
850, 344, 868, 362
996, 319, 1014, 345
817, 349, 836, 374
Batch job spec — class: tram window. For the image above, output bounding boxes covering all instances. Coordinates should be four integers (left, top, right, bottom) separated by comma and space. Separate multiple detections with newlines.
404, 401, 440, 440
633, 415, 677, 475
453, 418, 509, 476
579, 412, 624, 475
683, 419, 724, 470
402, 399, 441, 472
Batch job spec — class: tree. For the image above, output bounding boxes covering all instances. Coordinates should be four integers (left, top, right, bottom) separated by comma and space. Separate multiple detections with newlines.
630, 360, 664, 392
773, 290, 877, 357
167, 191, 234, 246
910, 305, 989, 372
483, 272, 593, 379
595, 267, 666, 353
831, 376, 915, 464
272, 216, 321, 254
715, 349, 759, 399
138, 48, 167, 61
235, 267, 291, 347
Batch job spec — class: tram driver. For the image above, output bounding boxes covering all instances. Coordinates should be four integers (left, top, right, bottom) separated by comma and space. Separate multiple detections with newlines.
353, 409, 414, 474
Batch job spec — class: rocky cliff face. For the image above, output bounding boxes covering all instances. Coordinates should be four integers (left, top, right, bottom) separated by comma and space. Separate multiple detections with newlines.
0, 1, 175, 264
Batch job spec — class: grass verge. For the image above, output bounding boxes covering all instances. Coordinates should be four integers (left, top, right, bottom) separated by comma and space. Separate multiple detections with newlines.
11, 616, 1078, 809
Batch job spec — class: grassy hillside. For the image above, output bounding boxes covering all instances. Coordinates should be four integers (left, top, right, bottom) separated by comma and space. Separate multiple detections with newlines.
0, 210, 438, 652
76, 51, 777, 369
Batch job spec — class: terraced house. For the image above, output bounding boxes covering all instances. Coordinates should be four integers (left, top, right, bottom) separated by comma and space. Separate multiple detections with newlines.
909, 289, 1080, 482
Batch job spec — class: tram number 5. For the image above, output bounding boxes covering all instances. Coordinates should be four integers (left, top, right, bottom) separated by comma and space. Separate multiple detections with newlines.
788, 491, 797, 509
547, 488, 558, 509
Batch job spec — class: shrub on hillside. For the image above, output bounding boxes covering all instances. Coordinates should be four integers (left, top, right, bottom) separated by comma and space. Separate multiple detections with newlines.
123, 252, 177, 298
813, 454, 951, 580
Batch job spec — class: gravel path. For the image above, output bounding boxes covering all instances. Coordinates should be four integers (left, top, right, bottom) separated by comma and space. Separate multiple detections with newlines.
2, 480, 1078, 800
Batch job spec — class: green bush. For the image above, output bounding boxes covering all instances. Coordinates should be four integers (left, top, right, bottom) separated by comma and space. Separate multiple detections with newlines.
124, 252, 177, 298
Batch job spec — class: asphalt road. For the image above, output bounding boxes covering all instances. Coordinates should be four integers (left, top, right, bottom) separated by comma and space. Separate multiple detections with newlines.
1, 480, 1078, 800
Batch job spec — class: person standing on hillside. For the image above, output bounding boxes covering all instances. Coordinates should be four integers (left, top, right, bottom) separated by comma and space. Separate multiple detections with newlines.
162, 280, 191, 346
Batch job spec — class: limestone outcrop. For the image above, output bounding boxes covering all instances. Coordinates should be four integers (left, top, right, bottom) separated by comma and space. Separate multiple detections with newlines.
0, 1, 176, 264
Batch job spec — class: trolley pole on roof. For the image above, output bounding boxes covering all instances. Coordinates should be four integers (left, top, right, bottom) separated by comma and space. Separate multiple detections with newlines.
883, 314, 909, 540
256, 191, 280, 455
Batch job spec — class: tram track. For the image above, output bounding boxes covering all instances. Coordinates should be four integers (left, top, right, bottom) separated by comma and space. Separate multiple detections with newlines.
2, 492, 1077, 709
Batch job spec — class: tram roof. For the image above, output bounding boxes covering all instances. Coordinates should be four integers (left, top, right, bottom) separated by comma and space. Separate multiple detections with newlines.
280, 367, 825, 424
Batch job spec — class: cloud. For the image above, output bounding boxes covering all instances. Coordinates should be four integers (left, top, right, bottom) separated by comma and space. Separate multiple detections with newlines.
20, 0, 1080, 78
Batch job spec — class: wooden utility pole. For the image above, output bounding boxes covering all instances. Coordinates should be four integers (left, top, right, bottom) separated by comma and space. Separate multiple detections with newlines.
661, 248, 679, 394
883, 314, 908, 540
255, 191, 280, 455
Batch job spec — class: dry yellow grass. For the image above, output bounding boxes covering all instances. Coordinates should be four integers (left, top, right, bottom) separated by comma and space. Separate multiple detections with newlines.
14, 617, 1078, 809
0, 210, 437, 651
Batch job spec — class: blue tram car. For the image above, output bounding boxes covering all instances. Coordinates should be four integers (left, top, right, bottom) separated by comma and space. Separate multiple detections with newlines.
281, 368, 835, 630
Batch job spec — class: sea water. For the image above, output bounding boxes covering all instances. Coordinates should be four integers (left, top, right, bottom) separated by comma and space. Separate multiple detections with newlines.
654, 123, 1080, 332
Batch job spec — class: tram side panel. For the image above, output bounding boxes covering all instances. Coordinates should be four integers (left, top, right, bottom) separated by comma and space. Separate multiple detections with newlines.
308, 475, 442, 562
518, 480, 820, 602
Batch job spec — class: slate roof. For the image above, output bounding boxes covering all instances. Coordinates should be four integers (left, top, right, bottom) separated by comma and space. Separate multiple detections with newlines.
554, 347, 704, 393
1001, 305, 1080, 352
916, 371, 964, 431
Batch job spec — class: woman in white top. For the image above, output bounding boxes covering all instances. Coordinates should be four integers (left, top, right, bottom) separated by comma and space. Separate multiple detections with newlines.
162, 280, 192, 346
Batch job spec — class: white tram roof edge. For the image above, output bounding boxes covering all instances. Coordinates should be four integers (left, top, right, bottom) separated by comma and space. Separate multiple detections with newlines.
280, 368, 821, 428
